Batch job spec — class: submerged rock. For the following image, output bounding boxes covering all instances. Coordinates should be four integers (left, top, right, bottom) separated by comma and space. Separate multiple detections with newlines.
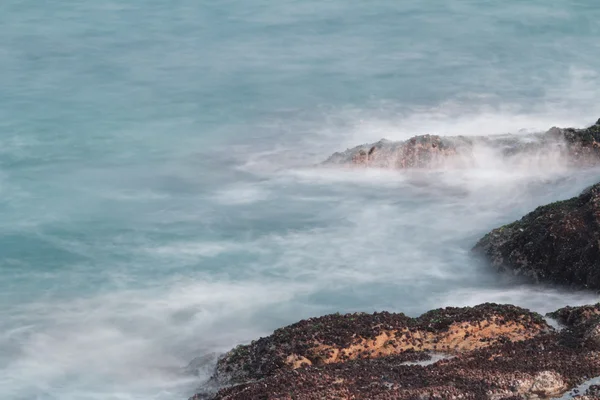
190, 303, 600, 400
323, 119, 600, 169
586, 384, 600, 398
472, 182, 600, 289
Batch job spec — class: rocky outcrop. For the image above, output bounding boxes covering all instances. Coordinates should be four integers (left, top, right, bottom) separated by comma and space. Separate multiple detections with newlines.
191, 303, 600, 400
325, 135, 466, 169
323, 119, 600, 169
472, 182, 600, 289
559, 118, 600, 165
207, 304, 548, 386
548, 303, 600, 328
208, 342, 595, 400
547, 304, 600, 350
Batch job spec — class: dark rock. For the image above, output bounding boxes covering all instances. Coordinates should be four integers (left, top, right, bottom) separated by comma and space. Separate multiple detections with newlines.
473, 183, 600, 289
206, 304, 548, 387
192, 304, 552, 399
548, 304, 600, 327
587, 384, 600, 396
550, 305, 600, 348
195, 303, 600, 400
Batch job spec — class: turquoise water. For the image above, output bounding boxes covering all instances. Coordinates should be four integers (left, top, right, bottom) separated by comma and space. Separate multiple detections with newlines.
1, 1, 600, 399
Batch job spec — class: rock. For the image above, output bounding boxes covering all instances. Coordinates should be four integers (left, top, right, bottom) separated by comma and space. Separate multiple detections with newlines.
324, 134, 481, 169
472, 183, 600, 289
191, 304, 565, 399
323, 119, 600, 169
546, 305, 600, 353
548, 304, 600, 328
194, 302, 600, 400
584, 321, 600, 346
587, 384, 600, 397
528, 370, 567, 397
206, 304, 548, 388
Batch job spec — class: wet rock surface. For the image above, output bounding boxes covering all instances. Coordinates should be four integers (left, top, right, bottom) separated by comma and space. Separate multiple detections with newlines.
207, 341, 595, 400
586, 384, 600, 397
187, 304, 600, 400
323, 119, 600, 169
472, 182, 600, 289
207, 304, 548, 387
548, 304, 600, 328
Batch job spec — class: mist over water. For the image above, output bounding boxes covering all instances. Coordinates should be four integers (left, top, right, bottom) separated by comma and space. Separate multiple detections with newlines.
1, 1, 600, 399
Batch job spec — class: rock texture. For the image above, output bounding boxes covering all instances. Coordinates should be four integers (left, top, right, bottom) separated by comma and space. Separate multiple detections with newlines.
328, 135, 465, 169
187, 303, 600, 400
206, 340, 597, 400
323, 119, 600, 169
547, 304, 600, 349
208, 304, 548, 387
548, 303, 600, 328
191, 303, 600, 400
585, 384, 600, 398
472, 182, 600, 289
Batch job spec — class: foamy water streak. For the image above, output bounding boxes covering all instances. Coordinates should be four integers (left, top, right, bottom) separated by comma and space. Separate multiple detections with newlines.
0, 279, 312, 400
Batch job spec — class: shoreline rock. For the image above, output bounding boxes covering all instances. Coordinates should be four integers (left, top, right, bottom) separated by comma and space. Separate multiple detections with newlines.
207, 304, 548, 387
323, 119, 600, 169
191, 304, 600, 400
472, 182, 600, 290
189, 303, 600, 400
207, 334, 597, 399
548, 303, 600, 328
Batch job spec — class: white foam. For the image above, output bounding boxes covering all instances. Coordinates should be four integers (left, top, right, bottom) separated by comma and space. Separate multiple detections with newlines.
150, 241, 243, 259
211, 183, 270, 205
0, 279, 310, 400
402, 353, 454, 366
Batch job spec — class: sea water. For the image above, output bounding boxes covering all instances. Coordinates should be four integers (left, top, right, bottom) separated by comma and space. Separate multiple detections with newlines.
1, 1, 600, 399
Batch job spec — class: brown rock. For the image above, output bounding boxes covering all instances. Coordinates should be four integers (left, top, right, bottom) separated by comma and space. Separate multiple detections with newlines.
191, 303, 600, 400
207, 329, 600, 400
548, 304, 600, 327
323, 119, 600, 170
197, 304, 550, 395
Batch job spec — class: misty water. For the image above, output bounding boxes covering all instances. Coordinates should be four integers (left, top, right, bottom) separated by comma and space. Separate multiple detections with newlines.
1, 1, 600, 399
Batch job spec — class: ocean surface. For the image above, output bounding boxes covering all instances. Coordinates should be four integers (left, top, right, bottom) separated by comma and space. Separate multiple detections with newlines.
1, 1, 600, 399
